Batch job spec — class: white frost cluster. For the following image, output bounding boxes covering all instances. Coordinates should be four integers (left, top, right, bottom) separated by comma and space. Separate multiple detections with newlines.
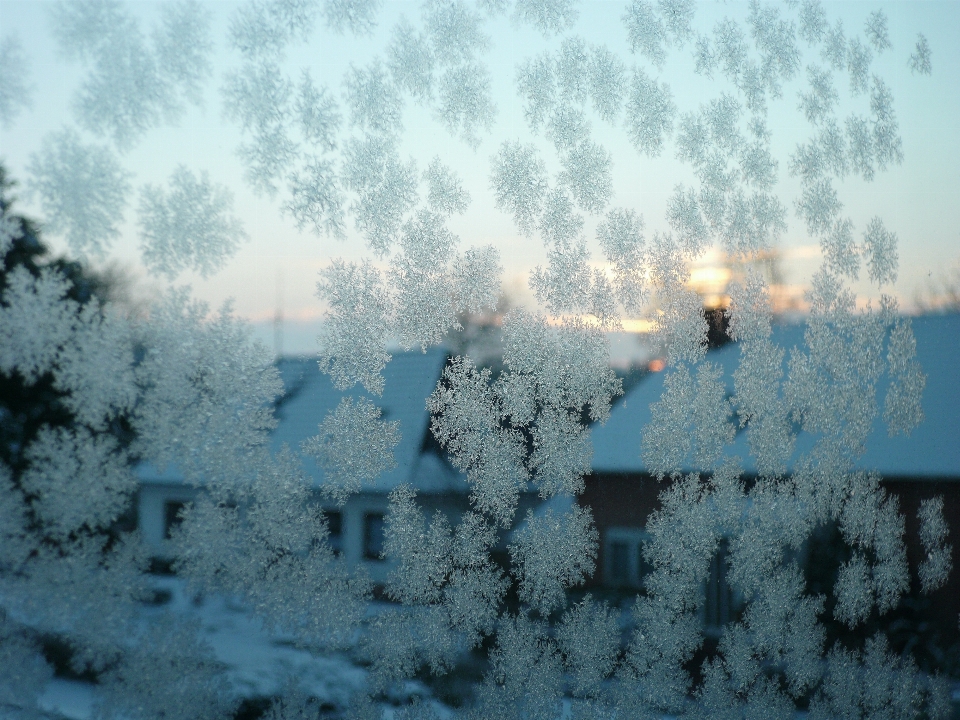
0, 34, 32, 129
301, 396, 400, 505
909, 33, 932, 75
1, 0, 951, 716
138, 166, 248, 279
51, 0, 213, 149
918, 497, 952, 595
27, 129, 132, 259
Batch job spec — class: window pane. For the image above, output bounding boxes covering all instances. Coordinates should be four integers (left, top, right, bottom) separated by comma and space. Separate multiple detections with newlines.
364, 513, 384, 560
163, 500, 186, 540
609, 541, 629, 585
704, 540, 732, 629
637, 543, 654, 592
325, 510, 343, 556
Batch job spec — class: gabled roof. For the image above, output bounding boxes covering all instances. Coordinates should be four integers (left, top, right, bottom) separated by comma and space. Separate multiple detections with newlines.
591, 314, 960, 480
271, 347, 465, 493
140, 347, 467, 493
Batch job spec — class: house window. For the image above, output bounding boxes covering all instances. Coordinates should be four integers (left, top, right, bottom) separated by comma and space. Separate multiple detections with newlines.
703, 539, 737, 632
324, 510, 343, 556
163, 500, 186, 539
363, 513, 385, 560
604, 528, 651, 589
609, 541, 631, 585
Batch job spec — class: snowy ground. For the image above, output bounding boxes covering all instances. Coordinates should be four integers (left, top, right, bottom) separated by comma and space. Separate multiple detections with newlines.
35, 575, 452, 720
31, 579, 960, 719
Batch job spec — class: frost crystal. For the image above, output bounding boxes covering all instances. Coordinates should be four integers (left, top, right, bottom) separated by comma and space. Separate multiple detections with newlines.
537, 186, 583, 247
883, 318, 925, 437
624, 0, 668, 68
0, 34, 32, 128
509, 505, 598, 614
0, 212, 21, 257
798, 0, 826, 45
451, 245, 502, 314
597, 207, 647, 315
342, 136, 419, 254
344, 60, 404, 138
388, 19, 435, 102
435, 61, 496, 148
846, 37, 872, 96
3, 0, 952, 716
861, 216, 898, 286
0, 268, 76, 383
296, 71, 341, 150
797, 64, 837, 125
138, 166, 248, 279
747, 0, 800, 98
428, 356, 528, 525
908, 33, 932, 75
27, 129, 131, 259
513, 0, 580, 37
870, 76, 903, 172
53, 0, 212, 148
390, 209, 459, 351
560, 140, 613, 215
22, 426, 133, 540
864, 10, 891, 53
821, 20, 846, 71
918, 496, 952, 594
642, 362, 734, 474
425, 158, 470, 216
287, 155, 347, 238
624, 67, 675, 156
424, 0, 488, 67
222, 59, 298, 195
516, 54, 556, 131
490, 141, 549, 237
302, 396, 400, 505
131, 290, 282, 483
557, 596, 620, 697
530, 235, 592, 314
317, 260, 392, 395
322, 0, 383, 36
229, 0, 320, 58
588, 46, 626, 122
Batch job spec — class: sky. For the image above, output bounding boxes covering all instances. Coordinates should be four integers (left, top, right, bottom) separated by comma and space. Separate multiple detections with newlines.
1, 0, 958, 355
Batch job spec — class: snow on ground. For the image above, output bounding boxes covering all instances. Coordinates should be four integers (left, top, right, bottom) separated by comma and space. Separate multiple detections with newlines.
38, 679, 95, 720
32, 578, 960, 719
35, 575, 448, 719
142, 576, 367, 704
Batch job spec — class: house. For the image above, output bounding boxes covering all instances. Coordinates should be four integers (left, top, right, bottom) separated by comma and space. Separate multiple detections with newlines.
138, 347, 473, 583
138, 342, 570, 587
584, 313, 960, 634
270, 347, 475, 583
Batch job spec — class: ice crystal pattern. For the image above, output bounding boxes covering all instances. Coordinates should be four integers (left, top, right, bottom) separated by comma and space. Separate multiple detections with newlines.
0, 1, 953, 718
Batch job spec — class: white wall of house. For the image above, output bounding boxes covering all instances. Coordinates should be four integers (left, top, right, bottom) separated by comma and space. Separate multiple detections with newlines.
138, 482, 474, 584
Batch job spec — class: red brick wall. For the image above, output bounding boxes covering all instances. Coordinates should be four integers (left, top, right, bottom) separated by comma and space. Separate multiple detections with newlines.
581, 472, 960, 638
883, 478, 960, 633
579, 472, 661, 587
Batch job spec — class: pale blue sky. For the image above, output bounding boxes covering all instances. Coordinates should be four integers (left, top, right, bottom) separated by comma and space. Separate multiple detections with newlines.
1, 0, 958, 353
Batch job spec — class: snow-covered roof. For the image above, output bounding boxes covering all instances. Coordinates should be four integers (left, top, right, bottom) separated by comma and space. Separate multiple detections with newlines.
271, 347, 463, 493
592, 314, 960, 480
140, 347, 468, 493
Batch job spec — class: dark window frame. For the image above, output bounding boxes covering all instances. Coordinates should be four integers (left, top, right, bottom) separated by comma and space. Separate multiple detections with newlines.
324, 510, 343, 556
163, 500, 187, 540
604, 527, 651, 590
363, 512, 385, 561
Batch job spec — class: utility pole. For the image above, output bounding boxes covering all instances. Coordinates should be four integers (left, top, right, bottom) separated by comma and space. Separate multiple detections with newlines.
273, 269, 283, 359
